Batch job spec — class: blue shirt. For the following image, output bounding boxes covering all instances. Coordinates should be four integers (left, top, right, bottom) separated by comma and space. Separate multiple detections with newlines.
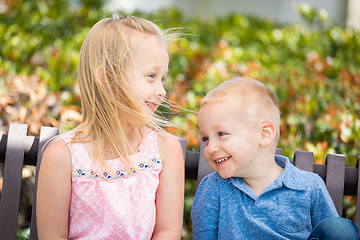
191, 155, 339, 240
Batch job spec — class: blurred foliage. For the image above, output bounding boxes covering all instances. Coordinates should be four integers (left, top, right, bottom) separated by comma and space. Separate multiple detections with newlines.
0, 1, 360, 239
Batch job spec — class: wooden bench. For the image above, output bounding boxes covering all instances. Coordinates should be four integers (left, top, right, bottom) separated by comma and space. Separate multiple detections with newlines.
0, 123, 359, 239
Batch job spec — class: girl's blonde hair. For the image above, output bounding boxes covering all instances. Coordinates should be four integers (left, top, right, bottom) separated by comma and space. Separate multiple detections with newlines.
73, 15, 174, 169
201, 77, 281, 144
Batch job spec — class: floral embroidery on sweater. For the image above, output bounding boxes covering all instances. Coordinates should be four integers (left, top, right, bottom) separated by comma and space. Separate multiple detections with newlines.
72, 157, 161, 179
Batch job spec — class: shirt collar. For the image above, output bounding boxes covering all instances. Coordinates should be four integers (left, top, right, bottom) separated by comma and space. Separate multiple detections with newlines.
228, 155, 306, 194
271, 155, 306, 191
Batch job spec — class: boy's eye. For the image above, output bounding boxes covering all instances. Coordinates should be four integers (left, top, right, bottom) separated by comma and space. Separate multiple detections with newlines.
218, 132, 227, 137
161, 76, 166, 82
148, 73, 155, 78
201, 137, 209, 143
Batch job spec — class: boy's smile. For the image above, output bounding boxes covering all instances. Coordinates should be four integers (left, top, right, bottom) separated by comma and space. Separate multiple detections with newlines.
214, 156, 231, 165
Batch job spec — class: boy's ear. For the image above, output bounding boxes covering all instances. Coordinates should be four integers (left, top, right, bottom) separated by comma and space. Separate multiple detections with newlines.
259, 121, 276, 147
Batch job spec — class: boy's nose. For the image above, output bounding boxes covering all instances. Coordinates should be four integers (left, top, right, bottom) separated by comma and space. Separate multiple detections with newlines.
206, 140, 220, 154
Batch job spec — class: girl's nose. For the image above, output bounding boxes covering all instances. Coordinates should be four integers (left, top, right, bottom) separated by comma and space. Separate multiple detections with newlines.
156, 85, 166, 98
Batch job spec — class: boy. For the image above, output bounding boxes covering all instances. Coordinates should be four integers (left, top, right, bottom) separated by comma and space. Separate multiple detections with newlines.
191, 78, 359, 239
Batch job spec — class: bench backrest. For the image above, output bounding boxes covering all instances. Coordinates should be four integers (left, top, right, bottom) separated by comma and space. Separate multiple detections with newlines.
0, 123, 359, 239
0, 123, 59, 240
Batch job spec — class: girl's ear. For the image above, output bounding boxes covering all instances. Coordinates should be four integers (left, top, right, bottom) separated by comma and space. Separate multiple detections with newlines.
95, 66, 104, 86
259, 121, 276, 147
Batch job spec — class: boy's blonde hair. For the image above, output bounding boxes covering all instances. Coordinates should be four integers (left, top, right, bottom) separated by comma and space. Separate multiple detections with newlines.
73, 16, 174, 168
201, 77, 281, 144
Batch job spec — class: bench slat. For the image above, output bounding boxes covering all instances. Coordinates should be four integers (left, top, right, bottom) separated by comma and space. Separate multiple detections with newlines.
179, 139, 187, 163
29, 126, 59, 240
275, 148, 282, 155
355, 156, 360, 230
197, 141, 213, 186
294, 150, 314, 172
185, 150, 200, 180
0, 123, 28, 239
325, 153, 346, 216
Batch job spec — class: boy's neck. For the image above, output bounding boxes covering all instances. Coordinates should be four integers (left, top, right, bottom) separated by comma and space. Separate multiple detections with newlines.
242, 155, 284, 197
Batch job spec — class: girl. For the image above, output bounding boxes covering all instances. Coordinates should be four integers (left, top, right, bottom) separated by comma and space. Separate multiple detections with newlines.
36, 15, 184, 239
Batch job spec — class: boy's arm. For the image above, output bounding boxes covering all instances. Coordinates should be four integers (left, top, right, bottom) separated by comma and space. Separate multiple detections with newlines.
310, 175, 339, 226
152, 133, 184, 240
191, 174, 220, 240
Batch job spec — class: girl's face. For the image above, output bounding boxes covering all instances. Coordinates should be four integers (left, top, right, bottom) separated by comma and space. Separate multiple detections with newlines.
129, 35, 169, 112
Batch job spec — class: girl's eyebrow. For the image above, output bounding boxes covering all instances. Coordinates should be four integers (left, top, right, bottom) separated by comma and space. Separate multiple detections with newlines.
143, 65, 168, 72
154, 65, 168, 72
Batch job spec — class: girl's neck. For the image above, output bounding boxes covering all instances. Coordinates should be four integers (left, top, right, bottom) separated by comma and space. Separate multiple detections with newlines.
124, 124, 142, 154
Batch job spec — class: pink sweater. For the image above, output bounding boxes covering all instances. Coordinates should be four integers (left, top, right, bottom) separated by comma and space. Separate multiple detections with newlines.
61, 129, 162, 239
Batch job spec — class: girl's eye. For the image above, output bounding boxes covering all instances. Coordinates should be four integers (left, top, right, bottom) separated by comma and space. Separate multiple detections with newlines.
201, 137, 209, 143
148, 73, 155, 78
161, 76, 166, 82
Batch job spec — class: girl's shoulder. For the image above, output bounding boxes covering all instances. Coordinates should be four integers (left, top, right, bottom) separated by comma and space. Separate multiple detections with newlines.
45, 134, 72, 155
42, 131, 77, 164
157, 131, 182, 149
157, 131, 183, 163
41, 135, 72, 174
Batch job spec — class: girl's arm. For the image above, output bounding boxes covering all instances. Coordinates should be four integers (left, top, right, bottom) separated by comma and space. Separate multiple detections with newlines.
153, 133, 184, 239
36, 139, 72, 239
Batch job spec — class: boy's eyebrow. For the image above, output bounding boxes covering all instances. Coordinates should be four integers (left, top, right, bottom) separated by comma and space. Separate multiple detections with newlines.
198, 130, 205, 136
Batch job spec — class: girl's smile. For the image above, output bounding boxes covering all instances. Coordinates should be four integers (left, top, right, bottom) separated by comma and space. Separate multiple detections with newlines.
145, 101, 161, 112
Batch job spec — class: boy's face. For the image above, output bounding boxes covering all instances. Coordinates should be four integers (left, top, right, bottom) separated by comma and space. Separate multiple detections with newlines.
198, 101, 262, 179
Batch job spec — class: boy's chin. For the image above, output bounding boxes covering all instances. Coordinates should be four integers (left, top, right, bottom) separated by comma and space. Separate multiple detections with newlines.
217, 170, 234, 179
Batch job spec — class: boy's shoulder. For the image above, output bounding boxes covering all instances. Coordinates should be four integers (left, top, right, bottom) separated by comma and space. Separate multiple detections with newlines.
277, 155, 326, 190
